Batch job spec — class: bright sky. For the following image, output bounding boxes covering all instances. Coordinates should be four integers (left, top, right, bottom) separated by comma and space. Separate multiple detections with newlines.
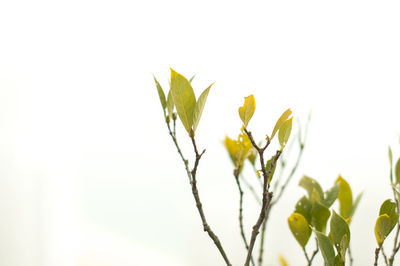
1, 0, 400, 265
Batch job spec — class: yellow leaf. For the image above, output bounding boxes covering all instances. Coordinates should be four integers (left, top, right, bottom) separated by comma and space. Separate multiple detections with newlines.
271, 109, 292, 140
279, 255, 288, 266
238, 95, 256, 127
288, 213, 311, 248
278, 117, 293, 149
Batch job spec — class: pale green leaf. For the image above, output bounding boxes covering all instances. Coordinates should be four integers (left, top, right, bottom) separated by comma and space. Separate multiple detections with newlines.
330, 211, 350, 259
288, 213, 311, 248
153, 75, 167, 110
271, 109, 292, 140
375, 214, 394, 246
314, 229, 336, 266
323, 184, 340, 208
278, 117, 293, 149
238, 95, 256, 127
266, 155, 278, 184
349, 192, 363, 218
335, 175, 353, 219
389, 146, 393, 167
170, 68, 196, 135
311, 200, 331, 233
189, 74, 196, 83
166, 89, 174, 119
395, 158, 400, 184
299, 175, 324, 200
192, 83, 213, 132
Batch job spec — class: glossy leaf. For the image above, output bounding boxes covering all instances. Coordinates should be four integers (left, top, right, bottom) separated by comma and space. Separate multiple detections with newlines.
166, 89, 174, 119
278, 117, 293, 149
396, 158, 400, 184
154, 76, 167, 110
170, 69, 196, 134
192, 83, 213, 132
295, 196, 313, 224
323, 184, 340, 208
335, 175, 353, 219
271, 109, 292, 140
379, 199, 399, 226
299, 175, 324, 200
375, 214, 394, 246
238, 95, 256, 127
314, 229, 336, 266
311, 200, 331, 233
288, 213, 311, 248
330, 211, 350, 259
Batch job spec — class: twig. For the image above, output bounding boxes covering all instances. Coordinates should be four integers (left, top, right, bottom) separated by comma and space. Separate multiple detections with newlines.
375, 247, 381, 266
188, 136, 232, 266
388, 224, 400, 265
302, 239, 318, 266
257, 208, 271, 266
243, 128, 281, 266
240, 174, 261, 205
348, 245, 354, 266
382, 246, 389, 266
234, 168, 255, 266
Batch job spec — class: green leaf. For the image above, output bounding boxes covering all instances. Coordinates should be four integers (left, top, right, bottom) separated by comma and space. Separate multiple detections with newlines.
271, 109, 292, 140
349, 192, 363, 218
335, 175, 353, 219
278, 117, 293, 149
389, 146, 393, 167
295, 196, 313, 224
192, 83, 213, 132
330, 211, 350, 259
379, 199, 399, 226
266, 155, 278, 184
375, 214, 394, 246
154, 75, 167, 111
299, 175, 324, 200
311, 200, 331, 233
314, 229, 336, 266
238, 95, 256, 127
170, 68, 196, 134
395, 158, 400, 184
323, 184, 340, 208
288, 213, 311, 248
334, 254, 344, 266
189, 74, 196, 83
166, 89, 174, 119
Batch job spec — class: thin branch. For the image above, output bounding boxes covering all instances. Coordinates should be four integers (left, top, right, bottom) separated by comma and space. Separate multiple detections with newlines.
189, 136, 232, 266
240, 174, 261, 205
243, 127, 281, 266
234, 168, 255, 266
388, 224, 400, 265
348, 245, 354, 266
382, 246, 389, 266
302, 239, 318, 266
375, 247, 381, 266
257, 207, 271, 266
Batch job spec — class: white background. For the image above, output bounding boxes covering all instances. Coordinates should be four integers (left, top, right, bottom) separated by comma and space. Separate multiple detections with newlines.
1, 0, 400, 265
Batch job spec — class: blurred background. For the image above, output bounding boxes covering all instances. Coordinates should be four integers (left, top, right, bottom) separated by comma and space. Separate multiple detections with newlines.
1, 0, 400, 265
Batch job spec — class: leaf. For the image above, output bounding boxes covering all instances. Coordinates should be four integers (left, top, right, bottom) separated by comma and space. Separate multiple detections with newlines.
224, 136, 240, 166
396, 158, 400, 184
389, 146, 393, 167
278, 117, 293, 149
154, 75, 167, 110
379, 199, 399, 226
335, 175, 353, 219
238, 95, 256, 127
295, 196, 312, 224
330, 211, 350, 259
189, 74, 196, 83
278, 255, 288, 266
323, 184, 340, 208
266, 155, 278, 184
299, 175, 324, 200
375, 214, 394, 246
166, 89, 174, 119
170, 68, 196, 135
311, 200, 331, 233
314, 229, 336, 266
271, 109, 292, 140
288, 213, 311, 248
192, 83, 213, 132
349, 192, 363, 218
